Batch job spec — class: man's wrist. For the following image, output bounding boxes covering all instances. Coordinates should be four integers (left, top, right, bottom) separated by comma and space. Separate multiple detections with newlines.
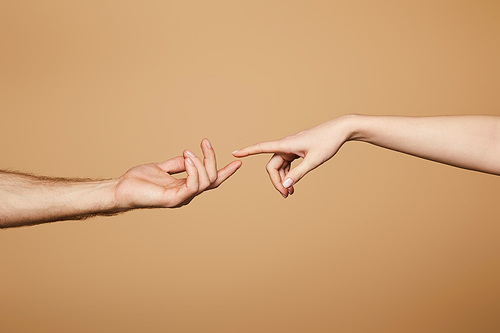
41, 178, 125, 221
93, 178, 122, 213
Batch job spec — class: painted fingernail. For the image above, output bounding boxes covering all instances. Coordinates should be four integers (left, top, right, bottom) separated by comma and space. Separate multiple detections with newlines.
281, 193, 287, 199
232, 150, 239, 155
186, 150, 196, 158
186, 157, 194, 165
282, 178, 293, 188
205, 139, 212, 148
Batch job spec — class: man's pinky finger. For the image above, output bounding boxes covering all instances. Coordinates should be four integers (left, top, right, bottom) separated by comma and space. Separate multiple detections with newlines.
209, 160, 242, 189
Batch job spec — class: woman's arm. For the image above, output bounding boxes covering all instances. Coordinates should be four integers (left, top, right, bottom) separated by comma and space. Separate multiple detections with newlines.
233, 115, 500, 198
352, 115, 500, 175
1, 139, 241, 228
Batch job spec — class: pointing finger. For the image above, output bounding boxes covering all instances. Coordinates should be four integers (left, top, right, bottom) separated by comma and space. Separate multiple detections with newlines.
232, 140, 284, 157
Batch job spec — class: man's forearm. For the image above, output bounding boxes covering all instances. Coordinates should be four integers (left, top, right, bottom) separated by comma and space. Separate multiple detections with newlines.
346, 115, 500, 175
0, 140, 241, 228
0, 171, 122, 228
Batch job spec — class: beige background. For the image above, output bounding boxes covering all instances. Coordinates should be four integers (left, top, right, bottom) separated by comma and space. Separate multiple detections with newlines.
1, 1, 499, 332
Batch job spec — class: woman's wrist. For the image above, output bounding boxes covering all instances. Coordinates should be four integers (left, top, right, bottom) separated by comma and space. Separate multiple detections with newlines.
336, 113, 367, 142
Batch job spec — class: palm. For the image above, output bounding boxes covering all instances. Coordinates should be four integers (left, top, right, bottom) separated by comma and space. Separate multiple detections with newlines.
114, 141, 242, 210
116, 163, 189, 208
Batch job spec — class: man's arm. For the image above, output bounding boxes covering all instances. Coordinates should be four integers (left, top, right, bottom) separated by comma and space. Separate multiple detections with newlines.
0, 139, 241, 228
0, 171, 120, 227
233, 115, 500, 197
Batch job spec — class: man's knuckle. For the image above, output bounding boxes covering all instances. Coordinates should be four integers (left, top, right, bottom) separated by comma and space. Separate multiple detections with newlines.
189, 185, 199, 194
200, 180, 210, 190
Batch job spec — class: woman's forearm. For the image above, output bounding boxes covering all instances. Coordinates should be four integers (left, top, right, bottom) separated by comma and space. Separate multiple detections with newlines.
347, 114, 500, 175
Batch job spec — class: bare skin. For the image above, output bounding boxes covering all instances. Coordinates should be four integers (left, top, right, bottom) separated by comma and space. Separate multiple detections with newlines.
0, 139, 241, 228
233, 115, 500, 198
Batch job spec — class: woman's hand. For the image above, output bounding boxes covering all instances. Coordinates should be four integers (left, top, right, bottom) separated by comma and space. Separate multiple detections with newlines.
233, 113, 500, 199
232, 116, 354, 198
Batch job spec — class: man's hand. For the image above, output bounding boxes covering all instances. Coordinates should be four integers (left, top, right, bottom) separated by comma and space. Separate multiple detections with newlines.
115, 138, 242, 209
0, 138, 241, 228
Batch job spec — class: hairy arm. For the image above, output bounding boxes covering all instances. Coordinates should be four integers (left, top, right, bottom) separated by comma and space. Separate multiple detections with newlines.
233, 115, 500, 197
1, 139, 241, 228
0, 171, 119, 227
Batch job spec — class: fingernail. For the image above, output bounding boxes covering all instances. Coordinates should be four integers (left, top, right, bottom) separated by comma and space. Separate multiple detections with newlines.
282, 178, 293, 188
186, 157, 194, 165
282, 193, 287, 199
205, 140, 212, 148
186, 150, 196, 158
232, 150, 239, 155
